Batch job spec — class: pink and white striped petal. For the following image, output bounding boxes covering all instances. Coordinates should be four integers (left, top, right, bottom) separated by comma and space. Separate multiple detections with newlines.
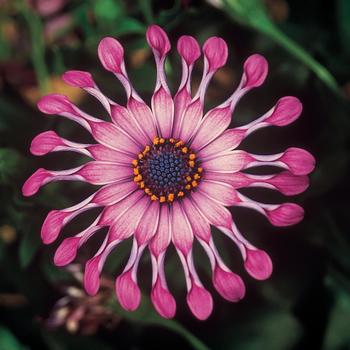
241, 148, 316, 175
147, 25, 174, 138
135, 201, 160, 245
177, 249, 213, 320
198, 180, 239, 206
234, 191, 304, 227
98, 36, 158, 140
150, 251, 176, 319
116, 239, 145, 311
54, 215, 103, 266
222, 222, 273, 280
84, 238, 120, 296
30, 130, 134, 164
173, 35, 200, 138
190, 191, 233, 231
204, 171, 309, 196
22, 162, 132, 196
241, 54, 268, 90
149, 205, 172, 257
171, 201, 194, 255
199, 238, 245, 302
62, 70, 112, 114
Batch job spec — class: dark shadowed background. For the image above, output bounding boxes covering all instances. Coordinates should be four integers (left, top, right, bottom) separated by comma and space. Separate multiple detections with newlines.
1, 1, 350, 349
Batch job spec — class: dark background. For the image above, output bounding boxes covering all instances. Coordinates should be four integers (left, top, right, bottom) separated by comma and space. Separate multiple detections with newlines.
1, 1, 350, 349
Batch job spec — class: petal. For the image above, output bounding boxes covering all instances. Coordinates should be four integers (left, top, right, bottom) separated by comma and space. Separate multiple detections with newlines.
151, 277, 176, 319
190, 106, 231, 151
187, 283, 213, 320
177, 35, 201, 65
146, 25, 171, 58
171, 202, 193, 255
111, 104, 149, 145
53, 237, 80, 266
265, 96, 302, 126
89, 121, 141, 155
241, 54, 268, 89
150, 205, 171, 257
92, 181, 137, 206
152, 87, 174, 138
30, 131, 63, 155
266, 203, 304, 227
203, 37, 228, 72
202, 151, 250, 173
182, 198, 211, 242
110, 196, 150, 240
98, 37, 124, 74
205, 171, 309, 196
244, 248, 273, 280
127, 97, 158, 141
213, 265, 245, 302
62, 70, 94, 88
87, 144, 134, 164
22, 168, 52, 196
190, 191, 233, 230
178, 99, 203, 143
199, 180, 239, 206
279, 147, 316, 175
198, 129, 243, 159
116, 269, 141, 311
77, 162, 132, 184
135, 201, 160, 245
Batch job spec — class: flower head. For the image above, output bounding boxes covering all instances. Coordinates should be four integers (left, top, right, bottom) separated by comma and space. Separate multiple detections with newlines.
23, 25, 315, 320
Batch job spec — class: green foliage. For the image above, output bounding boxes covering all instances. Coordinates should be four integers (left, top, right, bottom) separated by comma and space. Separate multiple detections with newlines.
0, 327, 24, 350
223, 0, 341, 95
0, 148, 21, 184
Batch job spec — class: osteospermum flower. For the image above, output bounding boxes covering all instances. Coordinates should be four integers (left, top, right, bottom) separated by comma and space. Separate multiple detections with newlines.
22, 25, 315, 320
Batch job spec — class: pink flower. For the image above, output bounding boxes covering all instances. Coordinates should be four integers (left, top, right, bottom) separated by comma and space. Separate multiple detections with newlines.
23, 25, 315, 320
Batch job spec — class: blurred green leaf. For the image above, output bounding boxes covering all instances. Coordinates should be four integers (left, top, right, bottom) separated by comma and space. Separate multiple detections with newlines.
93, 0, 123, 22
16, 0, 49, 94
0, 327, 24, 350
337, 0, 350, 54
19, 228, 41, 268
110, 297, 211, 350
222, 0, 341, 95
137, 0, 154, 24
0, 148, 21, 184
114, 17, 145, 35
324, 275, 350, 349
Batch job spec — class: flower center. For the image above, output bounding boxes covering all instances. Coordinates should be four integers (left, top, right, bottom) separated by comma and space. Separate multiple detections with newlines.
132, 137, 202, 203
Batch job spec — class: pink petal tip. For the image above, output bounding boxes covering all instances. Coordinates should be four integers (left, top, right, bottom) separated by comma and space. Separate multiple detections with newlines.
177, 35, 200, 65
203, 36, 228, 71
146, 24, 171, 57
244, 248, 273, 280
53, 236, 80, 267
116, 270, 141, 311
98, 37, 124, 74
84, 256, 101, 296
213, 266, 246, 302
242, 54, 268, 89
268, 203, 304, 227
37, 94, 74, 114
22, 168, 51, 197
30, 131, 62, 156
281, 148, 316, 175
187, 284, 213, 320
151, 278, 176, 319
267, 96, 302, 126
62, 70, 95, 88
